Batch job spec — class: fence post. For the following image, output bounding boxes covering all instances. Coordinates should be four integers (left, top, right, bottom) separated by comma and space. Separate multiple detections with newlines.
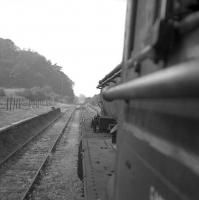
13, 98, 15, 110
20, 98, 22, 109
16, 98, 18, 109
6, 98, 8, 110
8, 98, 9, 110
11, 98, 13, 110
9, 98, 12, 110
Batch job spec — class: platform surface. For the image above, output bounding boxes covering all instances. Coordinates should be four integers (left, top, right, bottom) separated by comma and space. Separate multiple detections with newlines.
82, 131, 116, 200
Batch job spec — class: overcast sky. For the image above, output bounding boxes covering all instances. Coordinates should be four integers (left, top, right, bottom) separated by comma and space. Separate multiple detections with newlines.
0, 0, 126, 97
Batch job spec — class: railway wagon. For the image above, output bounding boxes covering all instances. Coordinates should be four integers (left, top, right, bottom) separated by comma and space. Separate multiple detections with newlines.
97, 0, 199, 200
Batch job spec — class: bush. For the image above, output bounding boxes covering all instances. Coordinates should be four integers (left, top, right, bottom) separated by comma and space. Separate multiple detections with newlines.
16, 88, 33, 99
16, 86, 59, 101
0, 88, 6, 96
30, 87, 46, 100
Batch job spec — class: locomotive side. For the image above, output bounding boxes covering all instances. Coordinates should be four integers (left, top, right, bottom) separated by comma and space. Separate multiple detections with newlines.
98, 1, 199, 199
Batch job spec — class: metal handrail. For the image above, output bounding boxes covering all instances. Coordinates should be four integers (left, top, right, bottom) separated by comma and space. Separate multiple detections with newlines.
103, 59, 199, 101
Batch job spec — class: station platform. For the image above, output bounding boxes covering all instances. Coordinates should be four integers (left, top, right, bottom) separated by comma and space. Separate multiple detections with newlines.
82, 130, 116, 200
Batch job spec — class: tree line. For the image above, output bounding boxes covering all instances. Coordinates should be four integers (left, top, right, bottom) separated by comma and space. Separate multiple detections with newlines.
0, 38, 74, 102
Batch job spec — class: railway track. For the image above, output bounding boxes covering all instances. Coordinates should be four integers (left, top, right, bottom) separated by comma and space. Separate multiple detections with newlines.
0, 108, 75, 200
80, 107, 93, 133
28, 108, 83, 200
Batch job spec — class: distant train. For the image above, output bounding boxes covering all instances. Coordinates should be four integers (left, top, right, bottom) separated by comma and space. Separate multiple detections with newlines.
97, 0, 199, 199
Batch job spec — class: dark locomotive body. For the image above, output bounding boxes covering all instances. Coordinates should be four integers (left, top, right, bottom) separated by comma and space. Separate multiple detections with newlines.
98, 1, 199, 199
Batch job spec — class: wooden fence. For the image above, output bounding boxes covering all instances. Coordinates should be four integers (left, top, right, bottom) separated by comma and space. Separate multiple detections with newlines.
0, 97, 54, 111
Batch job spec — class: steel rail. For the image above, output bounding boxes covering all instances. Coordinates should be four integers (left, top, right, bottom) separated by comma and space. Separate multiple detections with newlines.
0, 112, 62, 167
21, 108, 75, 200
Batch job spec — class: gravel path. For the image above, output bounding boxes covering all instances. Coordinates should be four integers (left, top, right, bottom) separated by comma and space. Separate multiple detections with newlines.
30, 110, 83, 200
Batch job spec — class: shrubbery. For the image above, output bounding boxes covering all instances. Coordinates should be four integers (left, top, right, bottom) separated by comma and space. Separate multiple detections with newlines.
0, 88, 5, 96
16, 86, 57, 101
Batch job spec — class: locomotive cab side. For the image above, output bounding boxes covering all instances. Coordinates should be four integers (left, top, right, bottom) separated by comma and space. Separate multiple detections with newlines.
98, 1, 199, 199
